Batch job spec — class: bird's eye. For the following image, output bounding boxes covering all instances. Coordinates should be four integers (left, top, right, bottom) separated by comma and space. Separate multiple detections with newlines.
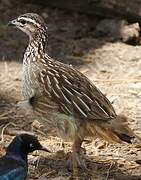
29, 143, 34, 148
19, 19, 26, 25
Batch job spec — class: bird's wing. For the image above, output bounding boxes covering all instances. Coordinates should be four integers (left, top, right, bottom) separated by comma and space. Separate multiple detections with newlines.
0, 157, 26, 180
37, 57, 116, 121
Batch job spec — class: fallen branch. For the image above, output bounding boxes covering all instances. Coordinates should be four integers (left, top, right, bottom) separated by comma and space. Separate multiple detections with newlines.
0, 122, 17, 144
106, 161, 114, 180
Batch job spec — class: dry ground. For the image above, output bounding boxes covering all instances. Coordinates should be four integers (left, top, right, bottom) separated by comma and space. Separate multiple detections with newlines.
0, 2, 141, 180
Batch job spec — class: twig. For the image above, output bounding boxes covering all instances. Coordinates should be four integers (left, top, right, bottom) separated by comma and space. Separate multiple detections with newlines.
5, 130, 35, 136
0, 109, 14, 118
0, 122, 17, 144
0, 117, 10, 121
35, 156, 41, 170
106, 161, 114, 180
4, 61, 8, 74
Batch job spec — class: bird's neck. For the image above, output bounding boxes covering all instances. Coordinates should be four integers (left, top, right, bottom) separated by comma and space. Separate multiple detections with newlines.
24, 28, 48, 64
6, 152, 27, 165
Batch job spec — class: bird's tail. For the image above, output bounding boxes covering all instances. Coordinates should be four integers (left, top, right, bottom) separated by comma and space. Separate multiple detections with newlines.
86, 114, 135, 143
109, 114, 135, 143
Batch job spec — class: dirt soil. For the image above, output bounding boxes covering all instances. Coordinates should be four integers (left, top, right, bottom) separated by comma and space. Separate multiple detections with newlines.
0, 2, 141, 180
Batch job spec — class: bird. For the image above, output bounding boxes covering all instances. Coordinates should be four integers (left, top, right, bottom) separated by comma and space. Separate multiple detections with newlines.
0, 133, 50, 179
8, 13, 134, 168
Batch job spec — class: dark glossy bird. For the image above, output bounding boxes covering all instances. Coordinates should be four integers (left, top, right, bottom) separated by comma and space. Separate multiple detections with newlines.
0, 133, 49, 180
8, 13, 134, 168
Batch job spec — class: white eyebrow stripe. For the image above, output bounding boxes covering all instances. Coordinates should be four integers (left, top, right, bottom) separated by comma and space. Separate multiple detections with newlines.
18, 17, 40, 26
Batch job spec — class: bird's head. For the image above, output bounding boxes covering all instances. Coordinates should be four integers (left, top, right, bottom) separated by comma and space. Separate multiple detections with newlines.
6, 133, 50, 156
8, 13, 47, 39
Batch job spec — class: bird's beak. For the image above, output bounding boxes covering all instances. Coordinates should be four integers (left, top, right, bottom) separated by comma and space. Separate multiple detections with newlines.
40, 146, 51, 153
7, 19, 17, 26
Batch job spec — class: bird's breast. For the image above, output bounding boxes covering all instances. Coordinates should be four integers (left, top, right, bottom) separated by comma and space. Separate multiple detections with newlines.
22, 61, 43, 99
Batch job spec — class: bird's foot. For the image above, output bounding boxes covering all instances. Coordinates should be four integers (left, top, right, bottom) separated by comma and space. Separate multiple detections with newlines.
66, 150, 88, 172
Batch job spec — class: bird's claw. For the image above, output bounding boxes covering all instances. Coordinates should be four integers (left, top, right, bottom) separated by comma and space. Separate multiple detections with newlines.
66, 151, 88, 171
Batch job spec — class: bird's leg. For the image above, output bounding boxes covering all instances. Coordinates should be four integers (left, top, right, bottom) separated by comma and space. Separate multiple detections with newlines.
72, 137, 83, 170
67, 136, 87, 171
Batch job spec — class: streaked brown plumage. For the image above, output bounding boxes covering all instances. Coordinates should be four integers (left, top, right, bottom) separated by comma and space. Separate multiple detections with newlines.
9, 13, 134, 168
